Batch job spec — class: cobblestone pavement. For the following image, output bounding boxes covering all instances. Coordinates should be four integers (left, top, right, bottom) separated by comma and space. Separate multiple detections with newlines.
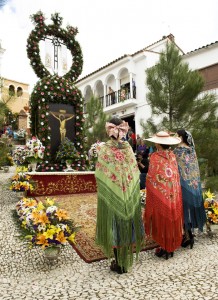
0, 167, 218, 300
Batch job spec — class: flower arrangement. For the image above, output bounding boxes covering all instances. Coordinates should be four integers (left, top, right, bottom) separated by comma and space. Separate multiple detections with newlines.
140, 189, 146, 205
88, 141, 105, 171
10, 166, 34, 192
89, 141, 105, 159
15, 197, 77, 249
25, 136, 45, 162
56, 138, 80, 162
12, 146, 27, 165
17, 129, 27, 140
204, 189, 218, 224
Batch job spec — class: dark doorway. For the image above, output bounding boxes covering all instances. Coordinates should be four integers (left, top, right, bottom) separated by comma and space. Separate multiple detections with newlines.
121, 115, 135, 132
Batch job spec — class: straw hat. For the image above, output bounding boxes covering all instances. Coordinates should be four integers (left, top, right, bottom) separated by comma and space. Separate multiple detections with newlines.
145, 131, 181, 145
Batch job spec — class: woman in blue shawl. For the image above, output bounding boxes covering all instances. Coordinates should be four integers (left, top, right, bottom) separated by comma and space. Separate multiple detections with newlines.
174, 130, 206, 248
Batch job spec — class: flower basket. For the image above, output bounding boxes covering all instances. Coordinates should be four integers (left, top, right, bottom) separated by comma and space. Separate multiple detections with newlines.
15, 197, 78, 255
204, 189, 218, 234
9, 166, 34, 193
25, 136, 45, 167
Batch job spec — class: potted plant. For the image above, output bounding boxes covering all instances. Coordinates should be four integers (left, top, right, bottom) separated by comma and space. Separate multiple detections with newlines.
25, 136, 45, 171
16, 129, 27, 145
9, 166, 34, 198
204, 189, 218, 234
56, 137, 80, 171
0, 137, 13, 171
12, 146, 27, 166
15, 197, 77, 260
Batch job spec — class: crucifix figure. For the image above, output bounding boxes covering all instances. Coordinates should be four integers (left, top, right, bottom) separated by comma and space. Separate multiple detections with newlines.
50, 111, 74, 142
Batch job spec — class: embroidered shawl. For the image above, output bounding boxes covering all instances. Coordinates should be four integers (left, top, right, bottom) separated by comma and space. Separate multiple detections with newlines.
144, 150, 183, 252
95, 140, 142, 271
173, 146, 206, 230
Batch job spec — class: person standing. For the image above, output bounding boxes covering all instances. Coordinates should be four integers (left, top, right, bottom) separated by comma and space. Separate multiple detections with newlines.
143, 131, 183, 259
95, 117, 143, 273
174, 129, 206, 248
108, 86, 115, 104
137, 152, 149, 189
137, 139, 147, 155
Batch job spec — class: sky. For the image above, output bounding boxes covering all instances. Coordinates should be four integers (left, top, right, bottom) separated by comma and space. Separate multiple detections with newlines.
0, 0, 218, 91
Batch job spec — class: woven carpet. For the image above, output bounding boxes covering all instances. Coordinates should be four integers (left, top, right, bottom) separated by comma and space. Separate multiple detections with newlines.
36, 193, 158, 263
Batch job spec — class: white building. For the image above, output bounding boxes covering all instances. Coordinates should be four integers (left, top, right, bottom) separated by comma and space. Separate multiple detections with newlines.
76, 34, 218, 135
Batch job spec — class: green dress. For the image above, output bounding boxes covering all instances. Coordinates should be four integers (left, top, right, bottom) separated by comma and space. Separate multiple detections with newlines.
95, 139, 143, 271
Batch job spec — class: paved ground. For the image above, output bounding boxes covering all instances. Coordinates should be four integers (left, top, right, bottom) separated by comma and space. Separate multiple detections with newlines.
0, 167, 218, 300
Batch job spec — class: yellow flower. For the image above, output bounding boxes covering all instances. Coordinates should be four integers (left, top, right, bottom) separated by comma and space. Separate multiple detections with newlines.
213, 208, 218, 215
34, 212, 50, 225
16, 166, 28, 173
49, 225, 61, 234
67, 232, 76, 244
56, 231, 67, 244
204, 189, 215, 200
55, 209, 69, 221
43, 228, 56, 239
35, 201, 45, 211
36, 234, 49, 249
46, 198, 55, 206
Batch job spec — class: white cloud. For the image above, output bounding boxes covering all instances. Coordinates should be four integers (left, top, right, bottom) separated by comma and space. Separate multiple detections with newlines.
0, 0, 217, 90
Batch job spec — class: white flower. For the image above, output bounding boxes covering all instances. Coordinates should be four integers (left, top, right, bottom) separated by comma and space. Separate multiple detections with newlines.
46, 206, 58, 214
37, 224, 46, 231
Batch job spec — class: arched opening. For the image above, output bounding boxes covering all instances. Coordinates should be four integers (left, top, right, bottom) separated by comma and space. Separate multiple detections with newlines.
84, 85, 93, 113
9, 85, 15, 96
17, 87, 23, 97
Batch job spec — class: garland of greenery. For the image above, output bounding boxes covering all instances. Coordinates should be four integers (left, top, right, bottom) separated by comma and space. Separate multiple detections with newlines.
27, 11, 83, 81
27, 11, 88, 171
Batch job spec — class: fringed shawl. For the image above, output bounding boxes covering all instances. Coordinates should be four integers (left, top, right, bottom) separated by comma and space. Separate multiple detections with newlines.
95, 140, 142, 271
144, 150, 183, 252
174, 146, 206, 230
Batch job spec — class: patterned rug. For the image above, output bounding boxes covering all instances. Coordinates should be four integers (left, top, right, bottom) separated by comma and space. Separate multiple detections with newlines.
37, 193, 158, 263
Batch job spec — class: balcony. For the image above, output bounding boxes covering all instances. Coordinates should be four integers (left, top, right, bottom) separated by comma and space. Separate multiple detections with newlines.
99, 87, 137, 114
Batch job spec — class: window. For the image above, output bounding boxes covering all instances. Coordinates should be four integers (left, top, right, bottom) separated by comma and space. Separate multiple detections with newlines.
17, 87, 23, 97
9, 85, 15, 96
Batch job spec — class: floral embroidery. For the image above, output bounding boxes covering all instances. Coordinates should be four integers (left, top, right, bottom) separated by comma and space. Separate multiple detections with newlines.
147, 151, 180, 203
174, 147, 201, 190
114, 151, 125, 161
165, 167, 173, 178
96, 140, 139, 189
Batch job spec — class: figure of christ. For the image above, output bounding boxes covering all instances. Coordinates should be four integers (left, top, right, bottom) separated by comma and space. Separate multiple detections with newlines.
50, 112, 74, 142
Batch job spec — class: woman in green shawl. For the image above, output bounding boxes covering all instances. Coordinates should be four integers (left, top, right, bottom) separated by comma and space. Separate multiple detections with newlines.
95, 117, 143, 274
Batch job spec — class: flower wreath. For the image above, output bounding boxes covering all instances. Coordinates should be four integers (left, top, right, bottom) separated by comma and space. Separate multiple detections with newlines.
27, 11, 88, 171
27, 11, 83, 81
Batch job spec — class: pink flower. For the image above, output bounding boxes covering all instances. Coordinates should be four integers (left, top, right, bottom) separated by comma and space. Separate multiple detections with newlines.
165, 167, 173, 178
122, 185, 127, 192
111, 174, 117, 181
114, 151, 125, 161
127, 174, 132, 181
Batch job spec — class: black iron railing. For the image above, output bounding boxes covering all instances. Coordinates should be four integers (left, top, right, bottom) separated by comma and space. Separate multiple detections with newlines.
104, 87, 136, 107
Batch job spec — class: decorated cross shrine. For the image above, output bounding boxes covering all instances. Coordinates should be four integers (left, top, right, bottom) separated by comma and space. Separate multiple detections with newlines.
27, 11, 88, 171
